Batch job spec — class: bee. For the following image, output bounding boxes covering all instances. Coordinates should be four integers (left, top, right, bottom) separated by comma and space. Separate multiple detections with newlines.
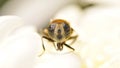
41, 19, 78, 54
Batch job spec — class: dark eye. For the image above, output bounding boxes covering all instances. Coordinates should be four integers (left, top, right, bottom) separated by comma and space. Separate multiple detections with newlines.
48, 23, 56, 33
63, 23, 70, 35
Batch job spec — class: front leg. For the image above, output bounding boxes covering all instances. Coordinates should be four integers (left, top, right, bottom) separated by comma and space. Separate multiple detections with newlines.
64, 43, 75, 51
39, 36, 55, 56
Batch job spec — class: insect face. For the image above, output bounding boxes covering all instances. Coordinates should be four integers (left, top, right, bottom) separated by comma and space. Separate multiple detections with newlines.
47, 19, 72, 43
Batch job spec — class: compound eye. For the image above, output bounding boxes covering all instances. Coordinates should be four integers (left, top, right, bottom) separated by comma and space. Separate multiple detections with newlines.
48, 23, 56, 33
63, 23, 70, 35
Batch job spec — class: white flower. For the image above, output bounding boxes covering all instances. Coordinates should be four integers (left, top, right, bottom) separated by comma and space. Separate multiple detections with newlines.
0, 0, 120, 68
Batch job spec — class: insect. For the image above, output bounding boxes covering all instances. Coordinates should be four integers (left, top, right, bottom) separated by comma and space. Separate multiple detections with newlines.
41, 19, 78, 54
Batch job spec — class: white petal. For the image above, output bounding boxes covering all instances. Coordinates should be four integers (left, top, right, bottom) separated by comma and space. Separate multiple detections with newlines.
1, 0, 77, 28
0, 26, 41, 68
79, 5, 120, 68
0, 16, 24, 44
35, 52, 81, 68
99, 56, 120, 68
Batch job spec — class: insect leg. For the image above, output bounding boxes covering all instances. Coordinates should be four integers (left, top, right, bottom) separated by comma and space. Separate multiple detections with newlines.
43, 36, 56, 48
52, 42, 57, 50
39, 36, 55, 56
67, 35, 78, 45
64, 43, 75, 51
42, 36, 54, 49
39, 36, 45, 56
42, 36, 55, 49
